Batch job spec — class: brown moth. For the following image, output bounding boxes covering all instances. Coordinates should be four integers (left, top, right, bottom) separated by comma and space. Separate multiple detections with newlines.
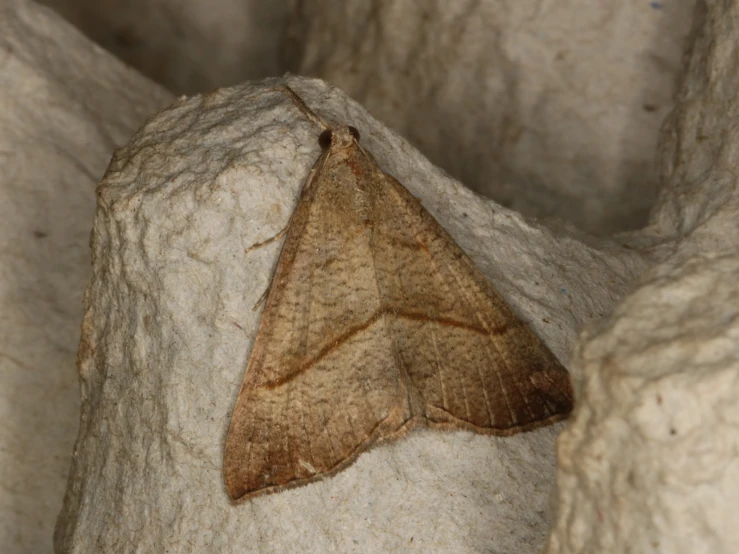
224, 85, 573, 502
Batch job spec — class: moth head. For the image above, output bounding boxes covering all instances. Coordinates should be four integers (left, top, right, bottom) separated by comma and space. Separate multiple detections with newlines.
318, 126, 361, 150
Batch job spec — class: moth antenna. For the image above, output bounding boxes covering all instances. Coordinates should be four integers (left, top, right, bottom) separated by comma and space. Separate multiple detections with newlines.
277, 86, 331, 131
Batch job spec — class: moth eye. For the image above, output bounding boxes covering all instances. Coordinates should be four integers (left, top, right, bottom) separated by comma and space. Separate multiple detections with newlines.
318, 130, 332, 149
348, 126, 360, 141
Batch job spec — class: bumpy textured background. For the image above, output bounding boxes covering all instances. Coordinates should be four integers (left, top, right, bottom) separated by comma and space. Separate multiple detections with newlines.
5, 1, 737, 553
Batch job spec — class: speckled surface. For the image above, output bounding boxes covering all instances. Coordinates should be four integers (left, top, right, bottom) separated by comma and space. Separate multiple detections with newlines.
53, 77, 644, 553
547, 2, 739, 552
6, 1, 735, 553
0, 1, 171, 552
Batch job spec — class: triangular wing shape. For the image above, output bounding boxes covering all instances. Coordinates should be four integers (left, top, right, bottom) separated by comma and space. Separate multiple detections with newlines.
369, 171, 572, 432
224, 143, 414, 501
224, 123, 572, 502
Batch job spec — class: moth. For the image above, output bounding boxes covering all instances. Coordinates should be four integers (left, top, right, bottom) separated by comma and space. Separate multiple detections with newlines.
224, 85, 572, 501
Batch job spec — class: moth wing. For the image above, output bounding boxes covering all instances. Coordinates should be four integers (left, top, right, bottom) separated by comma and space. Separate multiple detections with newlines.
224, 151, 411, 501
225, 138, 572, 502
369, 172, 573, 433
